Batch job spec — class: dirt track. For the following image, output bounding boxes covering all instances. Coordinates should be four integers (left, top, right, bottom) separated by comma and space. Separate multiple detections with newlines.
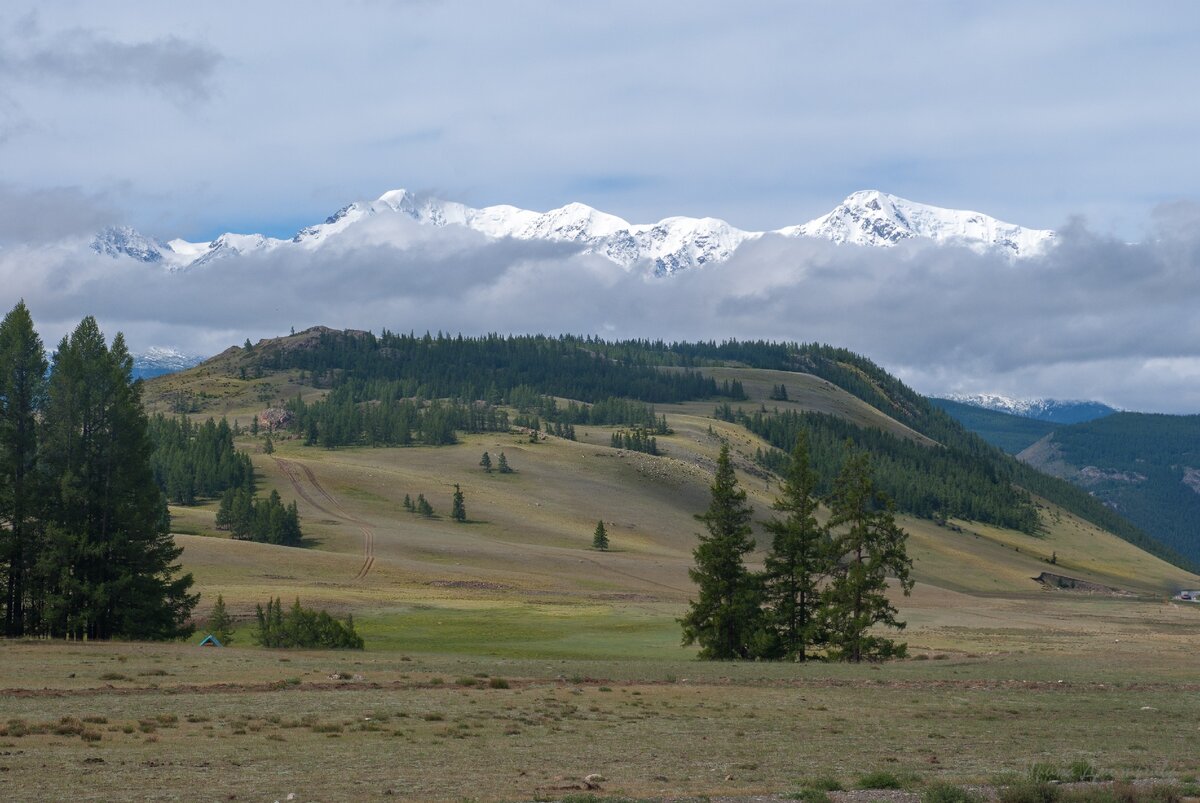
273, 457, 375, 580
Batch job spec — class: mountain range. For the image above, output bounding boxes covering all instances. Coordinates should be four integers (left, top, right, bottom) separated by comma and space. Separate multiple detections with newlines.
937, 393, 1118, 424
92, 189, 1056, 276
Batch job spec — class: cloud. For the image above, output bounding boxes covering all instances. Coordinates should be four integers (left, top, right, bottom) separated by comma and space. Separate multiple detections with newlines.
3, 201, 1200, 414
0, 185, 118, 244
0, 19, 221, 102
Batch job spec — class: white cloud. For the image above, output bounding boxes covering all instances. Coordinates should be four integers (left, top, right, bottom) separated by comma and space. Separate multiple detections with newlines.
5, 201, 1200, 414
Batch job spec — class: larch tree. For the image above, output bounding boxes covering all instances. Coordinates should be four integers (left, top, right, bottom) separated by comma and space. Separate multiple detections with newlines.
38, 317, 197, 640
680, 444, 761, 659
823, 447, 914, 662
452, 484, 466, 522
0, 301, 47, 637
760, 432, 831, 661
592, 520, 609, 551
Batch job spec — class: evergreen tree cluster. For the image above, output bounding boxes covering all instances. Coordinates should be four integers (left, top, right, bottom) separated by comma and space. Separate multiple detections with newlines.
253, 597, 364, 649
609, 428, 661, 455
742, 408, 1040, 532
215, 489, 302, 546
769, 383, 789, 401
681, 441, 913, 662
258, 331, 726, 404
512, 393, 672, 431
403, 493, 435, 516
287, 388, 509, 448
0, 304, 197, 640
148, 415, 254, 505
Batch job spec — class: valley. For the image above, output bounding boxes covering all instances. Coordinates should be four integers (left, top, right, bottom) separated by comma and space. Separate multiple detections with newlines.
3, 331, 1199, 801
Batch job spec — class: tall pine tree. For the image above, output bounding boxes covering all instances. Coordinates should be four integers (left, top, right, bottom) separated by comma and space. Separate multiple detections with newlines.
680, 444, 760, 659
38, 317, 197, 640
760, 432, 830, 661
0, 301, 47, 637
823, 447, 914, 662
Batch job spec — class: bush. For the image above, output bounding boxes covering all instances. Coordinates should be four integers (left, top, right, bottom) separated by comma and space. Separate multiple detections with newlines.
786, 790, 832, 803
858, 771, 904, 790
488, 678, 510, 689
924, 782, 983, 803
1030, 764, 1062, 783
999, 781, 1059, 803
1068, 761, 1099, 783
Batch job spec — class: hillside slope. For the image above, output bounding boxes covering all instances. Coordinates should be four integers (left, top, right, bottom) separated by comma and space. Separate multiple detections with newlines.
145, 333, 1199, 643
1018, 413, 1200, 563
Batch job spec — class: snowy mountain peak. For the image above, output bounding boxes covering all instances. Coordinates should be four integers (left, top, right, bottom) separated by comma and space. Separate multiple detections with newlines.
91, 226, 166, 263
783, 190, 1054, 257
940, 393, 1118, 424
131, 347, 204, 379
90, 188, 1056, 273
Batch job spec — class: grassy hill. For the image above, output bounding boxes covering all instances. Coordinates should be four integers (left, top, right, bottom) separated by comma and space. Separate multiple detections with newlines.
142, 331, 1199, 659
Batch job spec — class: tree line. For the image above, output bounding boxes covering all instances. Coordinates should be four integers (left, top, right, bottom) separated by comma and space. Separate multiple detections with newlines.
148, 415, 254, 505
256, 331, 729, 405
215, 488, 302, 546
285, 388, 510, 448
736, 407, 1041, 533
682, 439, 913, 662
0, 303, 197, 640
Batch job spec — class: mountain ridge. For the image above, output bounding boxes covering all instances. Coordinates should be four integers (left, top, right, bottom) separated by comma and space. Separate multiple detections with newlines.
940, 393, 1118, 424
92, 188, 1056, 275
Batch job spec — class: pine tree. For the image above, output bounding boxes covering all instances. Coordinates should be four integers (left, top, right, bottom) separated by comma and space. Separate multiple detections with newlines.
263, 433, 274, 454
480, 451, 492, 472
417, 494, 433, 517
823, 448, 914, 662
497, 452, 512, 474
0, 302, 47, 637
403, 493, 413, 512
39, 318, 198, 640
451, 484, 466, 522
680, 444, 760, 659
206, 593, 235, 644
760, 432, 830, 661
592, 520, 609, 551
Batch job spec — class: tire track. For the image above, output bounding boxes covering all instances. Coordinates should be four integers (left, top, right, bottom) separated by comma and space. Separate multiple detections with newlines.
273, 457, 375, 580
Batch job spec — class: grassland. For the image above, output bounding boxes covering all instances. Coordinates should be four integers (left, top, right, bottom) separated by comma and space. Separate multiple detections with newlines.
3, 359, 1196, 800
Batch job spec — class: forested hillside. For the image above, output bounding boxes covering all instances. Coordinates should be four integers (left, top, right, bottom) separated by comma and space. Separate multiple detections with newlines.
1018, 413, 1200, 563
223, 330, 1191, 569
928, 397, 1057, 454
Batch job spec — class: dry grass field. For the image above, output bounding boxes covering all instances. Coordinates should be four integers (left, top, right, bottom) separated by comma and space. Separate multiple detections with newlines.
3, 359, 1197, 800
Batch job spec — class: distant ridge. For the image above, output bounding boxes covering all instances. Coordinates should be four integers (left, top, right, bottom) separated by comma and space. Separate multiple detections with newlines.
939, 393, 1117, 424
91, 189, 1056, 275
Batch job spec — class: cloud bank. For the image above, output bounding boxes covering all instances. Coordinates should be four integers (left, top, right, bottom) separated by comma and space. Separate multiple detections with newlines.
4, 204, 1199, 414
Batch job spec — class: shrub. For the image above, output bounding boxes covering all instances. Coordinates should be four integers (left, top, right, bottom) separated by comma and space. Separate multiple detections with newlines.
1030, 764, 1062, 783
488, 678, 510, 689
252, 597, 364, 649
786, 790, 832, 803
858, 771, 904, 790
1068, 761, 1099, 783
923, 782, 983, 803
999, 781, 1059, 803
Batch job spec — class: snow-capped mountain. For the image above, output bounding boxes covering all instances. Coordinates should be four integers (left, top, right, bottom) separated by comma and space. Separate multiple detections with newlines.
132, 347, 205, 380
91, 189, 1055, 275
782, 190, 1054, 257
940, 393, 1117, 424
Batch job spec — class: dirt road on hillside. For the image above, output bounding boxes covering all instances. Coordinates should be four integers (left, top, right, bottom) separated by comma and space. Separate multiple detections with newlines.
273, 457, 375, 580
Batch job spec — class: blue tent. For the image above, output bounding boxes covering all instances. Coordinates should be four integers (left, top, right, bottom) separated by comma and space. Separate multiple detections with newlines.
198, 634, 223, 647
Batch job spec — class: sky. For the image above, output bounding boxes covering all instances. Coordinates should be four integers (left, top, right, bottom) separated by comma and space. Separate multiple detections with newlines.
2, 1, 1200, 412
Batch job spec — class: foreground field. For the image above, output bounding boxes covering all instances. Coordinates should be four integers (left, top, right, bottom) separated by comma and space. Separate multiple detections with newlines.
2, 628, 1199, 802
